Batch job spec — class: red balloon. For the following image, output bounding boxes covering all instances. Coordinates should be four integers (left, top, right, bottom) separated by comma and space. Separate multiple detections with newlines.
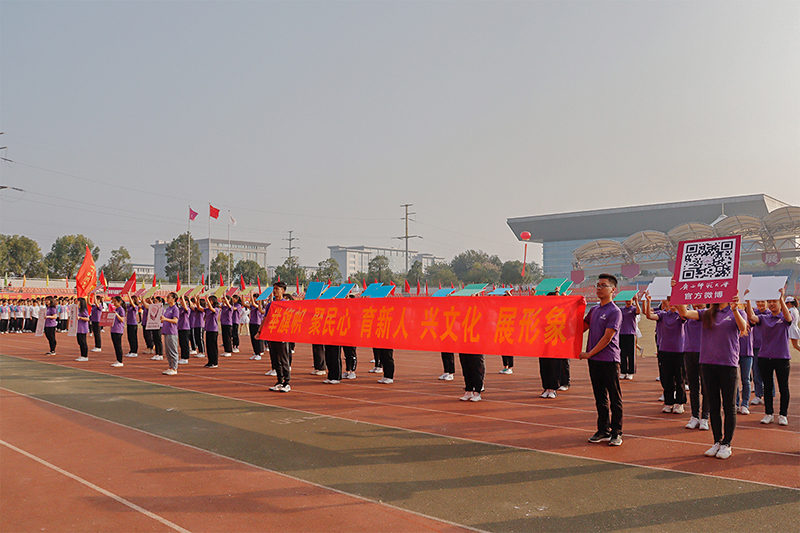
520, 231, 531, 241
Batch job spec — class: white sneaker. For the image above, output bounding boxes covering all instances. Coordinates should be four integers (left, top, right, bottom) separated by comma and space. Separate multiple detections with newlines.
249, 354, 261, 360
269, 383, 282, 391
778, 415, 789, 426
547, 391, 557, 399
323, 379, 341, 384
125, 353, 138, 358
232, 348, 239, 353
704, 442, 721, 457
344, 371, 356, 379
740, 406, 750, 415
684, 384, 690, 392
279, 384, 291, 393
111, 361, 124, 367
75, 357, 89, 362
698, 419, 709, 431
460, 391, 474, 401
761, 414, 774, 424
194, 352, 205, 358
499, 368, 513, 374
470, 393, 482, 402
151, 355, 163, 361
162, 368, 178, 375
716, 444, 732, 459
662, 405, 673, 413
685, 417, 700, 429
751, 397, 763, 405
557, 385, 569, 391
443, 373, 454, 381
265, 370, 277, 376
673, 404, 685, 414
178, 359, 188, 364
91, 348, 102, 352
311, 370, 326, 376
189, 350, 197, 355
625, 374, 634, 380
540, 391, 550, 398
378, 378, 393, 384
223, 353, 231, 357
369, 367, 383, 373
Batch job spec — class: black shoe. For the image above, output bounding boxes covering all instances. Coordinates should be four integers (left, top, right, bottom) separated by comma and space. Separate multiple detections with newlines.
203, 363, 217, 368
588, 431, 612, 443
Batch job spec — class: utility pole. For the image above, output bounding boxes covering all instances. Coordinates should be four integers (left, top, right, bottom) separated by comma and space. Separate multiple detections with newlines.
283, 231, 298, 259
394, 204, 420, 273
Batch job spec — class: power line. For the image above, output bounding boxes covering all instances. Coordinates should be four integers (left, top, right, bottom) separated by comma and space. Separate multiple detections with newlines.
394, 203, 420, 273
283, 230, 298, 259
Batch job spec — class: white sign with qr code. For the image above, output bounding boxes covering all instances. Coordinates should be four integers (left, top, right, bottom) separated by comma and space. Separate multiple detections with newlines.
678, 237, 738, 282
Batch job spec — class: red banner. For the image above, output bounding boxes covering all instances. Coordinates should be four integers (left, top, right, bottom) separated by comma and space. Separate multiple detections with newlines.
259, 296, 585, 358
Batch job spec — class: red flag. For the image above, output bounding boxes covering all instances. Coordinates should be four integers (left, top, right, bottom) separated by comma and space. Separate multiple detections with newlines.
425, 281, 429, 296
451, 282, 454, 289
362, 279, 367, 290
219, 273, 224, 287
257, 275, 261, 293
404, 279, 411, 293
416, 280, 421, 295
176, 272, 181, 292
240, 274, 246, 291
121, 272, 136, 295
99, 271, 108, 291
439, 281, 442, 290
390, 280, 396, 295
75, 246, 97, 299
152, 275, 157, 288
189, 207, 199, 221
201, 273, 205, 287
296, 276, 300, 294
209, 205, 220, 219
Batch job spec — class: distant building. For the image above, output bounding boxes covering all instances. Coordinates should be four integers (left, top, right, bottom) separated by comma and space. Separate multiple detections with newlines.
328, 245, 445, 279
131, 263, 155, 279
152, 238, 270, 280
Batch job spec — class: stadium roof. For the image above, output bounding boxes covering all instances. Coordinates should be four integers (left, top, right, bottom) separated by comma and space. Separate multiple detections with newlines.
507, 194, 789, 243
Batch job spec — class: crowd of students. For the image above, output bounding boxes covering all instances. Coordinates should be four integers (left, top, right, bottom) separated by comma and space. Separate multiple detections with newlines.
9, 274, 798, 457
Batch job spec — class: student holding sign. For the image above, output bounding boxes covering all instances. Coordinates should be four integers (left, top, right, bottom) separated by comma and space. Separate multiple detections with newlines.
747, 288, 792, 426
676, 294, 747, 459
644, 294, 687, 414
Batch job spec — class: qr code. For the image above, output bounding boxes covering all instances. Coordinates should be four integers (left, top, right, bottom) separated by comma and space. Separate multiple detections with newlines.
679, 239, 736, 282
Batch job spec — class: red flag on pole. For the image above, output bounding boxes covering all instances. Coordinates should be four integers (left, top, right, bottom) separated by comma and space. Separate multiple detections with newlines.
152, 275, 157, 288
189, 207, 199, 221
75, 245, 97, 299
425, 281, 429, 296
240, 274, 246, 291
219, 273, 224, 287
362, 279, 367, 290
451, 282, 454, 289
257, 275, 261, 293
176, 273, 181, 292
347, 276, 351, 284
209, 205, 220, 219
121, 272, 136, 295
390, 281, 396, 295
416, 280, 420, 295
201, 273, 205, 287
296, 276, 300, 295
438, 281, 442, 290
404, 279, 411, 293
99, 271, 108, 291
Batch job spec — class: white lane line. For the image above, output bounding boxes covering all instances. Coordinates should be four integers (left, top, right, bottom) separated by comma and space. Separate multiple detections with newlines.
0, 438, 192, 533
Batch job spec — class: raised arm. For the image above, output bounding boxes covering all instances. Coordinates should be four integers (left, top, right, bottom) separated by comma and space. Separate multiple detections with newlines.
675, 304, 700, 321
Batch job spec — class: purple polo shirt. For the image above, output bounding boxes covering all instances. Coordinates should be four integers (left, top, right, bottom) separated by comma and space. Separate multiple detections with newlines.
584, 301, 622, 363
232, 303, 242, 324
45, 307, 58, 328
654, 310, 686, 353
249, 304, 263, 326
111, 307, 125, 334
126, 304, 139, 326
619, 305, 638, 336
684, 318, 702, 353
161, 305, 179, 335
697, 307, 740, 367
754, 312, 792, 360
738, 310, 753, 357
77, 307, 90, 334
204, 308, 219, 332
190, 308, 203, 328
177, 307, 191, 331
91, 304, 102, 322
220, 306, 232, 326
751, 308, 767, 351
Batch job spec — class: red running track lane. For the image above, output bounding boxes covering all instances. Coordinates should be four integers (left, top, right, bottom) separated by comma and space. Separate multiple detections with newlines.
0, 388, 474, 533
2, 332, 798, 489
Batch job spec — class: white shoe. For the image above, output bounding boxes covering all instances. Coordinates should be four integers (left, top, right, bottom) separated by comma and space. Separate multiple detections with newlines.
178, 359, 188, 364
269, 383, 282, 391
194, 352, 205, 358
311, 370, 326, 376
672, 404, 684, 414
698, 419, 709, 431
223, 353, 231, 357
75, 357, 89, 362
662, 405, 673, 413
716, 444, 732, 459
125, 353, 138, 358
443, 373, 454, 381
740, 406, 750, 415
547, 391, 557, 399
378, 377, 393, 384
189, 350, 197, 355
369, 367, 383, 373
778, 415, 789, 426
761, 414, 774, 424
232, 348, 239, 353
750, 397, 763, 405
438, 373, 450, 380
658, 394, 665, 402
279, 384, 291, 393
162, 368, 178, 375
344, 371, 356, 379
499, 368, 513, 374
557, 385, 569, 391
249, 354, 262, 360
540, 391, 550, 398
625, 374, 634, 380
151, 355, 163, 361
111, 361, 124, 367
91, 348, 101, 352
684, 384, 690, 392
265, 370, 277, 376
685, 417, 699, 429
323, 379, 341, 384
704, 442, 721, 457
620, 374, 628, 380
460, 391, 474, 401
470, 393, 482, 402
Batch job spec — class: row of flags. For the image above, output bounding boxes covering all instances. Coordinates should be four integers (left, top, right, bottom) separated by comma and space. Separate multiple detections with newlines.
189, 205, 235, 226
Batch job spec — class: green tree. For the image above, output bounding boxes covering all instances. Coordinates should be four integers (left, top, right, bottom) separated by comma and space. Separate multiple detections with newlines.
101, 247, 134, 282
405, 260, 423, 285
367, 255, 395, 283
450, 250, 501, 281
164, 232, 203, 283
2, 235, 45, 277
351, 271, 368, 286
425, 262, 458, 286
316, 258, 342, 284
274, 256, 307, 285
210, 252, 234, 285
233, 259, 268, 285
45, 235, 99, 278
500, 260, 544, 285
462, 262, 501, 284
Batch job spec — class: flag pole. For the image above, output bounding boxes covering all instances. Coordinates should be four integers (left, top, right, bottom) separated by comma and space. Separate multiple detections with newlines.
187, 206, 191, 285
227, 210, 231, 286
208, 204, 212, 287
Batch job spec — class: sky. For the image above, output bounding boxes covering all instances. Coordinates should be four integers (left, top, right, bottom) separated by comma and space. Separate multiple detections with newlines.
1, 0, 798, 272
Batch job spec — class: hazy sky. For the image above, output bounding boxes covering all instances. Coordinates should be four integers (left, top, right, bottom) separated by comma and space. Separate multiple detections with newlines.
2, 1, 798, 271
